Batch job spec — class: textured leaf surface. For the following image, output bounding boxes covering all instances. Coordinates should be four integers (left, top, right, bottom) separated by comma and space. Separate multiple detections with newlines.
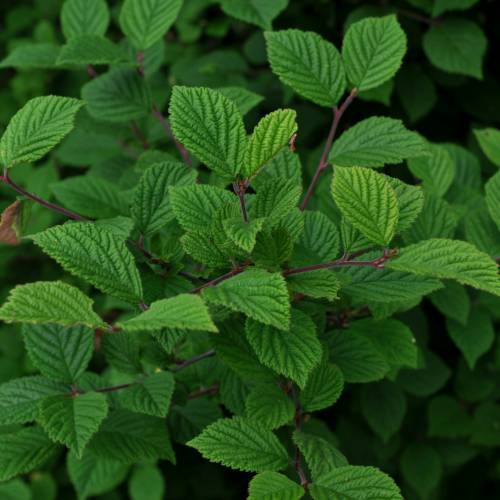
430, 281, 470, 325
423, 19, 486, 79
169, 86, 247, 177
287, 270, 340, 301
246, 309, 322, 388
0, 96, 83, 168
265, 29, 345, 107
248, 471, 304, 500
187, 416, 288, 472
221, 0, 288, 30
217, 87, 264, 116
475, 128, 500, 168
119, 0, 182, 50
342, 15, 407, 91
330, 117, 426, 168
387, 239, 500, 296
39, 392, 108, 457
485, 171, 500, 231
0, 44, 60, 69
300, 361, 344, 413
223, 217, 265, 252
243, 109, 298, 178
57, 35, 125, 65
203, 269, 290, 330
118, 294, 217, 332
245, 384, 295, 430
32, 222, 143, 303
332, 166, 399, 246
61, 0, 110, 39
23, 324, 94, 383
0, 281, 105, 328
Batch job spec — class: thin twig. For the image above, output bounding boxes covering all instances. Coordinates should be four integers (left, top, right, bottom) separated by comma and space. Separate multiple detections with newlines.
188, 384, 220, 400
291, 386, 309, 488
130, 121, 150, 150
95, 383, 135, 394
190, 267, 246, 293
396, 8, 439, 26
233, 180, 249, 223
172, 350, 216, 371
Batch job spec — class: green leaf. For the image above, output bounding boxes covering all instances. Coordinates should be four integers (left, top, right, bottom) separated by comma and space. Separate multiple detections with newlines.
39, 392, 108, 458
0, 479, 31, 500
221, 0, 288, 30
332, 166, 399, 246
89, 410, 175, 463
23, 324, 94, 383
287, 270, 341, 301
329, 117, 426, 168
474, 128, 500, 168
82, 68, 152, 123
223, 217, 265, 252
400, 444, 442, 499
203, 268, 290, 330
102, 332, 141, 374
388, 177, 425, 233
342, 15, 407, 91
61, 0, 110, 40
427, 395, 473, 438
169, 86, 247, 178
245, 384, 295, 430
117, 294, 217, 332
217, 87, 264, 116
0, 281, 105, 328
181, 231, 229, 268
292, 431, 347, 481
432, 0, 479, 16
243, 109, 298, 178
361, 381, 406, 443
129, 465, 165, 500
447, 309, 494, 369
132, 161, 197, 236
119, 0, 183, 50
32, 222, 143, 304
0, 376, 68, 425
430, 281, 470, 325
387, 239, 500, 297
57, 35, 125, 66
309, 465, 403, 500
300, 361, 344, 413
265, 29, 345, 107
187, 416, 289, 472
248, 471, 304, 500
252, 149, 303, 191
0, 427, 58, 482
120, 372, 174, 417
423, 19, 487, 79
485, 171, 500, 231
0, 96, 83, 168
0, 44, 60, 69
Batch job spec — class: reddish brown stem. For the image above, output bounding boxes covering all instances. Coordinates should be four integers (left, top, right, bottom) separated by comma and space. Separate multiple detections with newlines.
188, 384, 219, 400
130, 121, 150, 150
190, 266, 246, 293
173, 350, 216, 371
233, 180, 249, 223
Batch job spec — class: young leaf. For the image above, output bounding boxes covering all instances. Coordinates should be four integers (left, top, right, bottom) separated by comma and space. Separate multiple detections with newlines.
39, 392, 109, 458
423, 19, 487, 79
386, 177, 424, 233
0, 281, 105, 329
221, 0, 288, 30
474, 128, 500, 168
0, 96, 83, 168
119, 0, 183, 50
242, 109, 298, 178
32, 222, 144, 304
57, 35, 125, 66
246, 309, 322, 388
223, 217, 265, 253
342, 15, 407, 91
23, 324, 94, 383
386, 239, 500, 297
187, 416, 289, 472
202, 269, 290, 331
245, 384, 295, 430
217, 87, 264, 116
329, 117, 426, 168
265, 29, 345, 107
117, 294, 217, 332
169, 86, 247, 178
82, 68, 152, 123
332, 166, 399, 246
61, 0, 110, 40
248, 471, 304, 500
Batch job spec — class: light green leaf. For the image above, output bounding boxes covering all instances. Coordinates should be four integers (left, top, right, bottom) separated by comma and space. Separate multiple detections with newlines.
169, 86, 247, 178
202, 268, 290, 330
39, 392, 108, 458
300, 361, 344, 413
82, 68, 152, 123
0, 44, 60, 69
23, 324, 94, 383
221, 0, 288, 30
223, 217, 265, 252
387, 239, 500, 297
32, 222, 143, 304
187, 416, 289, 472
386, 177, 424, 232
181, 231, 229, 268
332, 166, 399, 246
117, 294, 217, 332
309, 465, 403, 500
330, 117, 426, 168
287, 270, 341, 301
245, 384, 295, 430
119, 0, 183, 50
0, 281, 105, 328
243, 109, 298, 178
217, 87, 264, 116
474, 128, 500, 168
248, 471, 304, 500
0, 96, 83, 168
252, 149, 303, 191
485, 171, 500, 231
342, 15, 407, 91
423, 19, 487, 79
57, 35, 125, 66
265, 29, 345, 107
61, 0, 110, 40
246, 309, 322, 388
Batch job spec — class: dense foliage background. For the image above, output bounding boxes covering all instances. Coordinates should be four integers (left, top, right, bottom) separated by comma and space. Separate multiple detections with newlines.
0, 1, 499, 499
